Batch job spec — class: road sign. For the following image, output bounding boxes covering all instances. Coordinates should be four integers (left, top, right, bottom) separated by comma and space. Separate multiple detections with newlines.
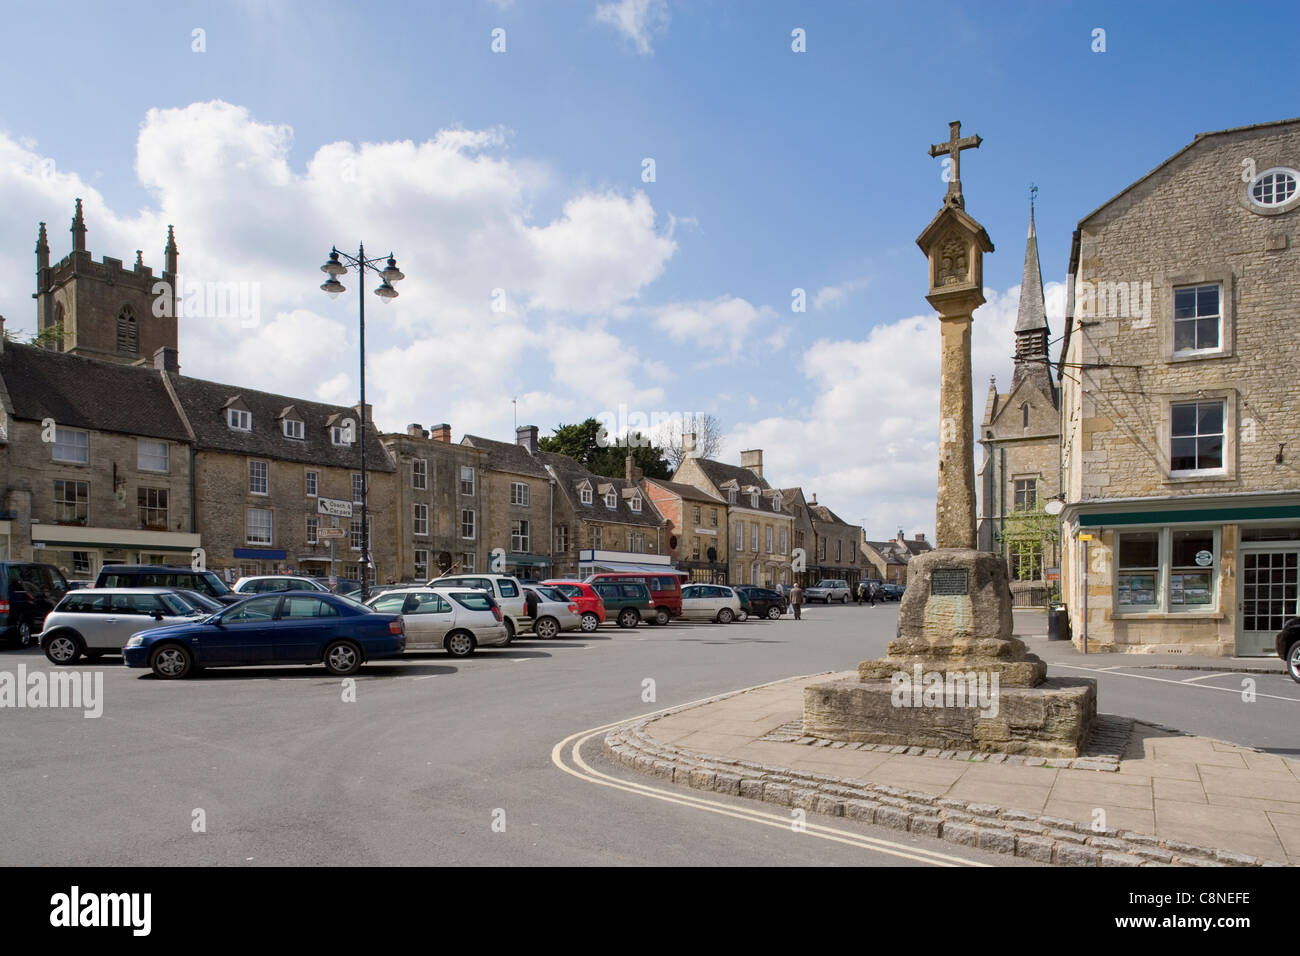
318, 498, 354, 518
317, 526, 346, 540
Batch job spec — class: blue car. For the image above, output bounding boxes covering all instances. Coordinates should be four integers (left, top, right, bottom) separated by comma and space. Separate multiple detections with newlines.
123, 591, 406, 679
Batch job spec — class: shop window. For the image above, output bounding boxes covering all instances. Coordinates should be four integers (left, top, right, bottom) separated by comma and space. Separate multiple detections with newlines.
1116, 531, 1160, 609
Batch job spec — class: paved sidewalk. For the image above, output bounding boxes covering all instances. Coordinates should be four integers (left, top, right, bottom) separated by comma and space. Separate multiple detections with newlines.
633, 673, 1300, 865
1011, 609, 1286, 673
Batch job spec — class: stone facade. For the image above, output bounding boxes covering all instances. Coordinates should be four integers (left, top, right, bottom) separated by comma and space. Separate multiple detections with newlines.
1058, 118, 1300, 656
641, 477, 729, 583
861, 531, 933, 584
809, 497, 862, 588
381, 424, 488, 581
779, 488, 817, 586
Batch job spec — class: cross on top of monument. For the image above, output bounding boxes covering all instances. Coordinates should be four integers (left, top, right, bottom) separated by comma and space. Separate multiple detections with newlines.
928, 120, 981, 207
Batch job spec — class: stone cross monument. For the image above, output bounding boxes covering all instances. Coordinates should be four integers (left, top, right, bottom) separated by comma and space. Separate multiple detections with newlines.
801, 123, 1096, 756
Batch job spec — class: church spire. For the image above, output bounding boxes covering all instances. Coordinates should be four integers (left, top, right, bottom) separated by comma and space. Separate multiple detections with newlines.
1011, 192, 1052, 396
71, 198, 86, 253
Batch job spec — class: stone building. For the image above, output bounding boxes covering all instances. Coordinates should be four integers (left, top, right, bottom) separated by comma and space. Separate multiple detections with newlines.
1058, 118, 1300, 656
460, 428, 555, 579
861, 531, 933, 584
641, 477, 729, 583
381, 423, 487, 581
34, 200, 179, 365
165, 375, 395, 583
779, 487, 817, 587
673, 449, 793, 588
0, 340, 199, 576
807, 496, 863, 589
978, 208, 1062, 606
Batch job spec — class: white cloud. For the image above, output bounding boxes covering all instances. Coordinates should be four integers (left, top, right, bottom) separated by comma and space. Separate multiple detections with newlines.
812, 276, 870, 311
652, 295, 774, 355
594, 0, 669, 55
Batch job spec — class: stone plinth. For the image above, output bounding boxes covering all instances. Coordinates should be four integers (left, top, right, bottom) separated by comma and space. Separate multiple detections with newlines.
802, 676, 1096, 758
859, 549, 1047, 686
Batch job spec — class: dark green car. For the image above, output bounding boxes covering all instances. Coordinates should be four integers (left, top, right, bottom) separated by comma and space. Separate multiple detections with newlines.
588, 580, 655, 628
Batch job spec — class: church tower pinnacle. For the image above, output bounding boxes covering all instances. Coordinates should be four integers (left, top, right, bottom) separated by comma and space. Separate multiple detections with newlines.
71, 198, 86, 253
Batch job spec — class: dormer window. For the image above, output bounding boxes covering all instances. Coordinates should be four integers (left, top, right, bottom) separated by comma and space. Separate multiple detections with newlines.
750, 492, 759, 508
629, 496, 642, 513
228, 409, 251, 431
331, 425, 352, 446
772, 496, 780, 512
727, 488, 737, 504
283, 419, 304, 440
578, 481, 593, 505
605, 490, 617, 509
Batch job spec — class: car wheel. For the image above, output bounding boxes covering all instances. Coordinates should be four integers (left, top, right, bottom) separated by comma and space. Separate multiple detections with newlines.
323, 640, 362, 677
44, 632, 82, 665
1288, 640, 1300, 684
737, 609, 749, 622
580, 612, 599, 633
503, 619, 516, 645
842, 595, 849, 604
150, 643, 193, 680
718, 608, 734, 624
654, 608, 670, 627
444, 630, 476, 658
617, 608, 639, 629
534, 616, 559, 640
767, 605, 782, 620
17, 620, 34, 648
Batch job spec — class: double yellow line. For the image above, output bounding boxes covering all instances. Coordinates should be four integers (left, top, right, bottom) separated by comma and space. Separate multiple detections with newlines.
551, 685, 991, 867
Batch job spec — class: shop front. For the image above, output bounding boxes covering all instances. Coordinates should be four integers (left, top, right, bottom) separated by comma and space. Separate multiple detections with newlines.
30, 524, 203, 581
1061, 497, 1300, 657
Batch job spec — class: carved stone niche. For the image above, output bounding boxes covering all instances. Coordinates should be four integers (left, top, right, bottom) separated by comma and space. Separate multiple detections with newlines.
916, 203, 994, 308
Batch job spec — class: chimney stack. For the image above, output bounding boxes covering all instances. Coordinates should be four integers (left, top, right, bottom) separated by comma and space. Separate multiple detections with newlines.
152, 346, 179, 373
810, 491, 818, 505
431, 423, 451, 443
625, 453, 643, 483
740, 449, 763, 478
915, 533, 926, 542
683, 431, 697, 457
517, 424, 539, 454
406, 423, 424, 438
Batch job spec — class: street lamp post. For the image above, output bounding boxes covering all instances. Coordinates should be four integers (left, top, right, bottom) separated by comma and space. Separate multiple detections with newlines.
320, 243, 405, 602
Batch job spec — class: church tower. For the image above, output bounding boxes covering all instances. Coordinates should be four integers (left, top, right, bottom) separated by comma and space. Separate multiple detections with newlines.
976, 196, 1062, 600
33, 199, 180, 369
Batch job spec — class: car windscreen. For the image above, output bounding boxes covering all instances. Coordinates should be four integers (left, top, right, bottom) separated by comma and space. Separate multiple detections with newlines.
535, 586, 567, 602
450, 592, 493, 612
158, 593, 197, 616
549, 584, 581, 599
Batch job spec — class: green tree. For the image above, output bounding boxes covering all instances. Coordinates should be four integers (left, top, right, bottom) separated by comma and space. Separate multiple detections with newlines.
539, 418, 672, 480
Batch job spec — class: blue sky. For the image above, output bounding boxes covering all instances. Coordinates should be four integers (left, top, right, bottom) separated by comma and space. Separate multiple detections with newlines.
0, 0, 1291, 539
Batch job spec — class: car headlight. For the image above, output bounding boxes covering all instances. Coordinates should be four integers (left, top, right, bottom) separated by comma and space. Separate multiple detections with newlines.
125, 635, 145, 648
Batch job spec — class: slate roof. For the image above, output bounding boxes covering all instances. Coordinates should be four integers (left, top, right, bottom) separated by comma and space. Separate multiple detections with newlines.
165, 373, 393, 470
689, 457, 772, 493
864, 540, 910, 565
1014, 210, 1049, 334
643, 478, 726, 505
538, 450, 664, 529
0, 343, 190, 441
810, 504, 856, 529
461, 434, 551, 479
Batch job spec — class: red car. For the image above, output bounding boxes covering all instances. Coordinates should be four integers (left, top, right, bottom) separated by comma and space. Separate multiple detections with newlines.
583, 571, 687, 626
541, 580, 606, 633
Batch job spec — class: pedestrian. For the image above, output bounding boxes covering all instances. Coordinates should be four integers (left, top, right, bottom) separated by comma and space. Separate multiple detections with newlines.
856, 581, 865, 605
868, 582, 878, 606
789, 582, 804, 620
524, 587, 540, 623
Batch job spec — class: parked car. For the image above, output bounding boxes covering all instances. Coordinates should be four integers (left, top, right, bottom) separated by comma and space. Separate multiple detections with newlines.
735, 585, 787, 620
65, 580, 95, 591
169, 588, 226, 615
1277, 618, 1300, 683
805, 579, 852, 603
232, 575, 331, 595
366, 586, 508, 657
735, 587, 751, 621
587, 580, 656, 628
541, 579, 606, 633
122, 590, 405, 679
583, 571, 687, 626
39, 588, 207, 664
95, 565, 241, 605
880, 583, 905, 601
427, 573, 527, 640
679, 583, 743, 623
2, 562, 69, 647
524, 586, 582, 638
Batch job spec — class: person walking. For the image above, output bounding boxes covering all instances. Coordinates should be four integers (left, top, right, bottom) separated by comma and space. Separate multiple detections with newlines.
856, 581, 865, 605
789, 582, 804, 620
868, 581, 878, 607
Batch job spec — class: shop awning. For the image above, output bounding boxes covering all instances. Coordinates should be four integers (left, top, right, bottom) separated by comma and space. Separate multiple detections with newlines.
582, 560, 687, 575
31, 524, 202, 553
507, 553, 551, 567
1079, 504, 1300, 527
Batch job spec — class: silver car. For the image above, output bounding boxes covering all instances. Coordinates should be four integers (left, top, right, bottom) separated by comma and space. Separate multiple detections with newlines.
232, 575, 330, 594
524, 586, 582, 639
366, 586, 509, 657
679, 584, 743, 623
805, 579, 852, 603
39, 588, 208, 664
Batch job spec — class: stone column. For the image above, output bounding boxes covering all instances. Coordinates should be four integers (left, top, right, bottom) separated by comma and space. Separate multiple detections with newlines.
935, 299, 979, 550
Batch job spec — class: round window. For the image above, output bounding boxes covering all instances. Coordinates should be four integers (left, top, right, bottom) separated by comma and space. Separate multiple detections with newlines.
1247, 167, 1299, 208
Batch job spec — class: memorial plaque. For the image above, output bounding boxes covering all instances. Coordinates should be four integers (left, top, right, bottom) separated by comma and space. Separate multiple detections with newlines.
930, 568, 969, 596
